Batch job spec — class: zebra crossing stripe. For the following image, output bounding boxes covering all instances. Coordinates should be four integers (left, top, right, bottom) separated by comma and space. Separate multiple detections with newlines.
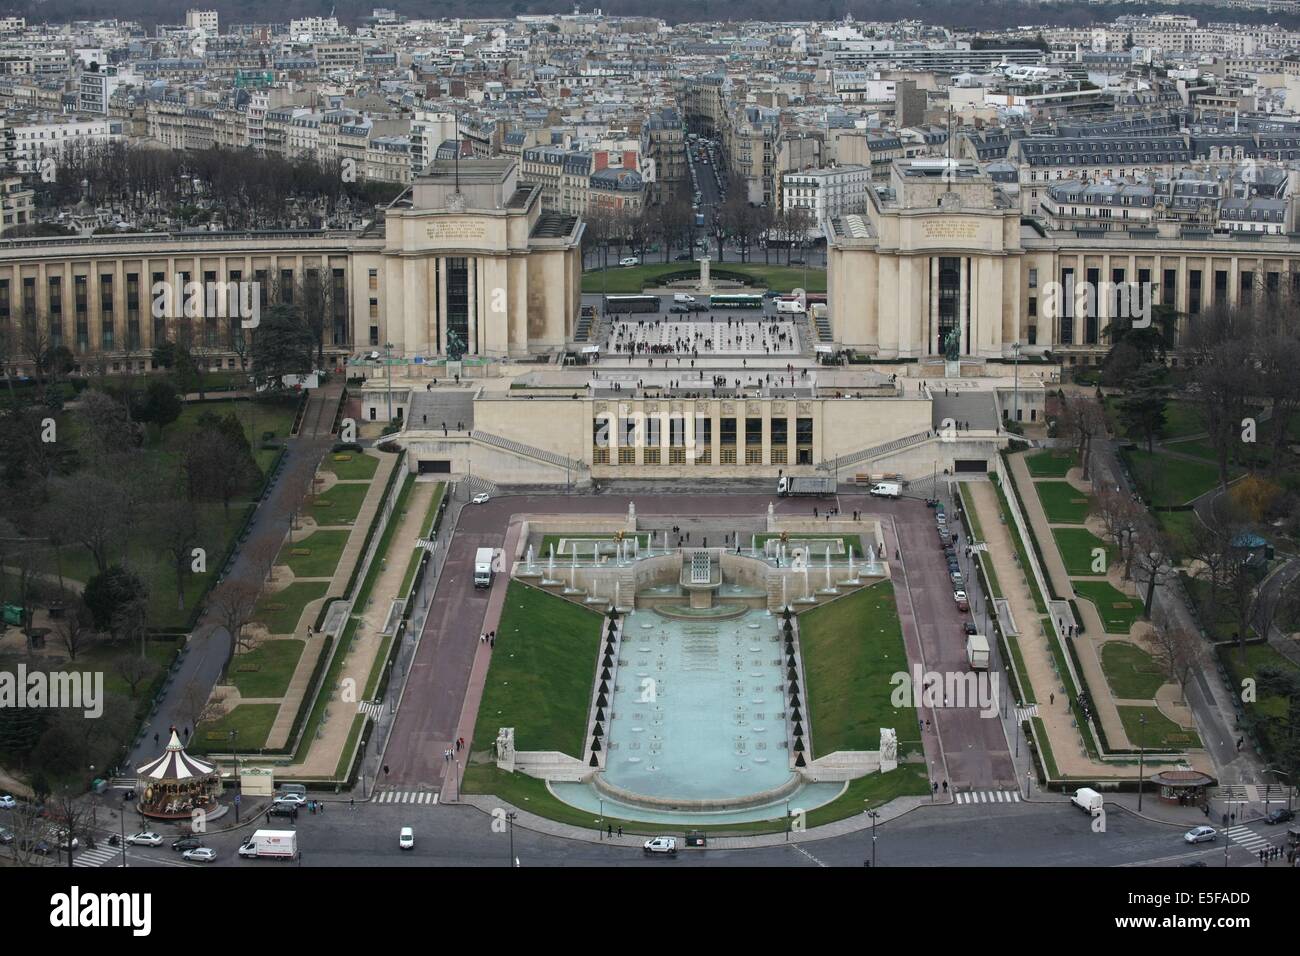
376, 790, 439, 804
957, 790, 1021, 804
74, 847, 120, 867
1227, 826, 1273, 850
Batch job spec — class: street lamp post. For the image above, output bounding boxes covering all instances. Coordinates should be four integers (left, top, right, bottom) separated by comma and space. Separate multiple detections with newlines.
506, 810, 517, 867
384, 341, 394, 423
865, 810, 879, 867
1137, 713, 1147, 812
1011, 341, 1022, 427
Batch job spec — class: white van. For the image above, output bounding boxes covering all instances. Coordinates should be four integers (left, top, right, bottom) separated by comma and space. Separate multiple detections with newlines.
1070, 787, 1104, 816
619, 256, 640, 267
673, 293, 696, 303
399, 827, 414, 850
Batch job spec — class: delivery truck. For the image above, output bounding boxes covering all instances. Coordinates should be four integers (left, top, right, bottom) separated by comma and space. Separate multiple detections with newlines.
776, 476, 836, 497
1070, 788, 1104, 816
238, 829, 298, 860
869, 482, 901, 499
473, 547, 495, 588
966, 633, 989, 670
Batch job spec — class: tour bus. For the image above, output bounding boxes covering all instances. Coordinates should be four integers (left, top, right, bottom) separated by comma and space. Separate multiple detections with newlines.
603, 294, 661, 314
708, 293, 764, 310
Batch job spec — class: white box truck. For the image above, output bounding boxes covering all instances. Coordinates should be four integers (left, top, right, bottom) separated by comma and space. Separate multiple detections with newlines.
1070, 787, 1104, 816
869, 482, 901, 499
473, 548, 494, 588
966, 633, 989, 670
777, 476, 836, 497
238, 829, 298, 859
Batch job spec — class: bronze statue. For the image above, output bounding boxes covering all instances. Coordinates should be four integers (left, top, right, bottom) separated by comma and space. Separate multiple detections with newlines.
943, 327, 960, 361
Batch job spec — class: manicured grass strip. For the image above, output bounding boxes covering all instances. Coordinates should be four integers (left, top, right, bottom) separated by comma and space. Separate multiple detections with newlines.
958, 483, 984, 541
193, 703, 280, 753
1117, 705, 1201, 750
334, 714, 368, 779
228, 638, 305, 698
1121, 448, 1222, 507
470, 580, 602, 756
1025, 449, 1076, 478
1036, 481, 1091, 525
1004, 634, 1035, 705
1072, 581, 1143, 635
421, 482, 446, 536
321, 452, 380, 481
1052, 528, 1113, 577
278, 529, 350, 579
992, 476, 1048, 613
799, 581, 918, 758
308, 482, 371, 526
1099, 641, 1166, 700
363, 634, 394, 700
1031, 717, 1060, 779
253, 581, 329, 635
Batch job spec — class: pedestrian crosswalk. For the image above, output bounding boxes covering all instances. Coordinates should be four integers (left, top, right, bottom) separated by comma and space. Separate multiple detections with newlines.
74, 845, 122, 867
373, 789, 439, 805
358, 701, 384, 720
954, 790, 1021, 805
1226, 825, 1277, 853
1015, 705, 1039, 721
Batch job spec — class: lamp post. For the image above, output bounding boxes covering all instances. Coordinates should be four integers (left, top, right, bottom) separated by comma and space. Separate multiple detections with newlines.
506, 810, 517, 867
384, 341, 394, 423
1137, 713, 1147, 811
865, 810, 879, 867
1010, 340, 1022, 427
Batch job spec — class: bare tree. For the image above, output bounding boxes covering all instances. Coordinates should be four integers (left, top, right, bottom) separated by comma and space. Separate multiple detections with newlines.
1141, 622, 1205, 705
177, 677, 221, 733
1131, 521, 1173, 620
51, 598, 93, 661
115, 653, 158, 699
209, 575, 261, 656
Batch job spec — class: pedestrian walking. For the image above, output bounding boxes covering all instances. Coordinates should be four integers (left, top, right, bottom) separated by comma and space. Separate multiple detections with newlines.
617, 826, 623, 837
942, 780, 948, 793
490, 635, 495, 648
607, 823, 613, 837
154, 732, 160, 745
350, 797, 355, 810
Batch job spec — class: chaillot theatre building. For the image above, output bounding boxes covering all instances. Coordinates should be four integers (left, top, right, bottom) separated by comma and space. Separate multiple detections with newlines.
3, 156, 1300, 372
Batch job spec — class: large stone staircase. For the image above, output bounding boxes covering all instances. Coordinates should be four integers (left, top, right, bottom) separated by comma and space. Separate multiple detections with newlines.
472, 430, 586, 476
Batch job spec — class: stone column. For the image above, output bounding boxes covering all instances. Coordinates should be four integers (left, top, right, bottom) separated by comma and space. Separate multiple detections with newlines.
929, 256, 939, 355
958, 257, 969, 356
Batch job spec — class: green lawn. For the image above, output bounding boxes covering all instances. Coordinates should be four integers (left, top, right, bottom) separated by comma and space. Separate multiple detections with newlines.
798, 581, 919, 758
1025, 450, 1077, 478
320, 452, 380, 481
1036, 481, 1091, 524
1156, 510, 1199, 558
308, 482, 370, 526
277, 530, 350, 579
79, 639, 179, 702
1217, 643, 1296, 762
253, 581, 330, 635
1052, 528, 1113, 576
157, 397, 299, 477
192, 703, 280, 753
1122, 448, 1222, 506
470, 580, 603, 756
1118, 705, 1201, 751
1072, 580, 1143, 634
583, 261, 826, 295
958, 484, 984, 541
228, 638, 305, 698
1099, 642, 1167, 699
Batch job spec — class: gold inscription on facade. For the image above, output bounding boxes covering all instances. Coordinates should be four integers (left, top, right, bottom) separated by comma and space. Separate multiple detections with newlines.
425, 219, 488, 242
922, 219, 980, 241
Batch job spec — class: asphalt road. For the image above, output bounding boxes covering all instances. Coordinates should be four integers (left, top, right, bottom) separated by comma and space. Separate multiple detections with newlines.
73, 797, 1272, 869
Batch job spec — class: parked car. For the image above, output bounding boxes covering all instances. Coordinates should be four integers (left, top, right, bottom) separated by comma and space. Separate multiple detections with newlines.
643, 836, 677, 856
954, 590, 969, 612
273, 793, 307, 807
0, 826, 13, 844
269, 804, 298, 819
1184, 826, 1217, 844
618, 256, 640, 267
0, 794, 16, 809
674, 253, 693, 261
399, 826, 415, 850
1264, 808, 1295, 825
963, 621, 978, 636
182, 847, 217, 863
471, 493, 491, 505
669, 305, 691, 314
172, 837, 204, 852
127, 831, 163, 847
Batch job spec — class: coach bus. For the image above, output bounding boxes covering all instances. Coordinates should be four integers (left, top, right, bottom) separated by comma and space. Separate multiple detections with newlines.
603, 294, 661, 314
709, 293, 764, 310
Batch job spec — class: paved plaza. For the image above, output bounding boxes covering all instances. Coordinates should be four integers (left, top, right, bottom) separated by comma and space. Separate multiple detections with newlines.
604, 316, 802, 357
